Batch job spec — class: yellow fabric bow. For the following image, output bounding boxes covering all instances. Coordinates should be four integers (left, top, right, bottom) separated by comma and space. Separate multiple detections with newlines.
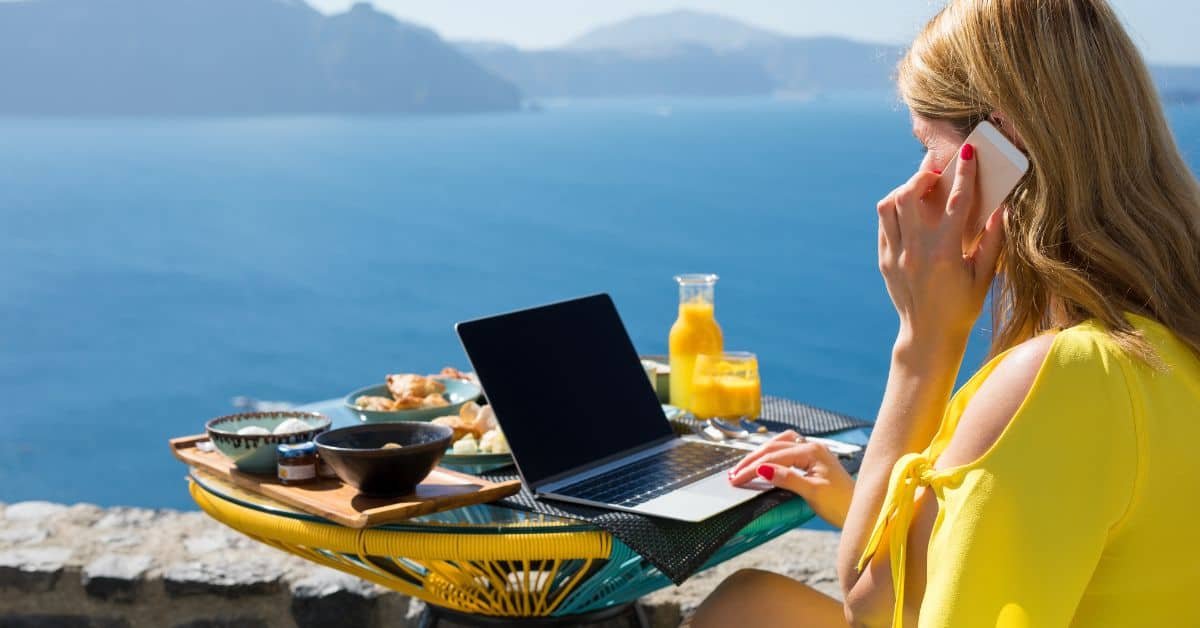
856, 452, 940, 628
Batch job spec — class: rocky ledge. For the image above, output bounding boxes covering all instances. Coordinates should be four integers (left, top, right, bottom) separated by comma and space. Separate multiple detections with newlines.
0, 500, 840, 627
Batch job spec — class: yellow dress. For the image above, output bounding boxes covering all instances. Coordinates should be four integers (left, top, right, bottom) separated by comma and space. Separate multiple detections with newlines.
858, 314, 1200, 627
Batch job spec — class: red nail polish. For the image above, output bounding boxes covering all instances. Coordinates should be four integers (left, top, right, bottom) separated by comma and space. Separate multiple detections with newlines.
961, 143, 974, 161
757, 465, 775, 481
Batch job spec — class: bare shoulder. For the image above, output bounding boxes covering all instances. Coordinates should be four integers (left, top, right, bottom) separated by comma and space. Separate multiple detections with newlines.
935, 333, 1058, 470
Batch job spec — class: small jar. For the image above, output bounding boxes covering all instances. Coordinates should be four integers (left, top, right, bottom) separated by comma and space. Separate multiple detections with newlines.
277, 442, 318, 484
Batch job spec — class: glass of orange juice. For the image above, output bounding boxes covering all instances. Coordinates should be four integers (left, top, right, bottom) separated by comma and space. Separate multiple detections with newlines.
689, 352, 761, 419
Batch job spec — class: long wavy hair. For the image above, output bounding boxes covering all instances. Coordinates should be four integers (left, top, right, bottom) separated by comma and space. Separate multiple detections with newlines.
898, 0, 1200, 366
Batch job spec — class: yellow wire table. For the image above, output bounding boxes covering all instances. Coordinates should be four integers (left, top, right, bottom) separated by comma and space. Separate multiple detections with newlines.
187, 467, 823, 627
186, 397, 868, 626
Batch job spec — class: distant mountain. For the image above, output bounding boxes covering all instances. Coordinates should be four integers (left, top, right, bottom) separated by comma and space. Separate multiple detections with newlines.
462, 11, 900, 98
567, 10, 781, 51
744, 37, 902, 93
556, 11, 903, 94
460, 42, 775, 99
0, 0, 520, 115
463, 10, 1197, 102
3, 2, 1192, 113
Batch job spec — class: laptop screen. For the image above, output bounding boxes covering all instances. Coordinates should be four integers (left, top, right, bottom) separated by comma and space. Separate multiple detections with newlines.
455, 294, 675, 487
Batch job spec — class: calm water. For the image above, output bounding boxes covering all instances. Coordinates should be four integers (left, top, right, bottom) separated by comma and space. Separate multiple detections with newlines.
3, 95, 1198, 509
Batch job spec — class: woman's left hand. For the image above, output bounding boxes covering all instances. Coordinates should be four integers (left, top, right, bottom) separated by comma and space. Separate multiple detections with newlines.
877, 145, 1007, 353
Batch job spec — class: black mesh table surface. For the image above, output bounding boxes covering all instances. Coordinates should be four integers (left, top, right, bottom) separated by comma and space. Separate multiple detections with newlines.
671, 395, 871, 437
482, 398, 869, 584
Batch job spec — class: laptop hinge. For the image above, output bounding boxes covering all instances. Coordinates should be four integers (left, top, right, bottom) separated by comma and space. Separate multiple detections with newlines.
534, 434, 679, 493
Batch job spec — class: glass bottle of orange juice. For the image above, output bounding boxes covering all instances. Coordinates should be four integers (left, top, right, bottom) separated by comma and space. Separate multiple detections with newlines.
669, 274, 723, 410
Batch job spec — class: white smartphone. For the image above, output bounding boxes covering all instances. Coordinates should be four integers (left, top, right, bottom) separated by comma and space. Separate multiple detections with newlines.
933, 120, 1029, 253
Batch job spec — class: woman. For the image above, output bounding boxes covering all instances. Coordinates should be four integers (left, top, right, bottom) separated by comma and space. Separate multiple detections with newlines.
691, 0, 1200, 626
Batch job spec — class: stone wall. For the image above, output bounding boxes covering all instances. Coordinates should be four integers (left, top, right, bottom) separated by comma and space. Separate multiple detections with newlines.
0, 501, 840, 627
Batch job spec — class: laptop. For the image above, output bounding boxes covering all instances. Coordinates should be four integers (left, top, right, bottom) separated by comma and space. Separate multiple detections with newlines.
455, 293, 766, 522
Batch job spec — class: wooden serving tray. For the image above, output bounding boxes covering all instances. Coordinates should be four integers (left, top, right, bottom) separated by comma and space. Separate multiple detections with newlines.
170, 434, 521, 528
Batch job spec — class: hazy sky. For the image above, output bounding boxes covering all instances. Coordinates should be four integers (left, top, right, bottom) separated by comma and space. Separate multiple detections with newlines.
305, 1, 1199, 65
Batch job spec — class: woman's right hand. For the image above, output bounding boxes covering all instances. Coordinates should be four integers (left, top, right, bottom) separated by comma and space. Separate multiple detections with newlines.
876, 145, 1005, 357
728, 430, 855, 528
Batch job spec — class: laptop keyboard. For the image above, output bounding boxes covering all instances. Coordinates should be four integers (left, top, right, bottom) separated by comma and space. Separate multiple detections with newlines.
554, 441, 746, 508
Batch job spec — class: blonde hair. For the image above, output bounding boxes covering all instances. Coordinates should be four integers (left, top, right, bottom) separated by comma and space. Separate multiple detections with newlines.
899, 0, 1200, 366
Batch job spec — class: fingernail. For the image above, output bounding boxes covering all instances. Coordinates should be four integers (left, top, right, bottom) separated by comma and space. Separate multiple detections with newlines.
961, 143, 974, 161
756, 465, 775, 481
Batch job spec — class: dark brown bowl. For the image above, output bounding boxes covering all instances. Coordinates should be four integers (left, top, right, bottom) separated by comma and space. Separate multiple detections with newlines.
314, 423, 453, 497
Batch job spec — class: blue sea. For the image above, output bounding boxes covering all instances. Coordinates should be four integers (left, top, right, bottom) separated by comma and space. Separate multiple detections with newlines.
3, 94, 1198, 510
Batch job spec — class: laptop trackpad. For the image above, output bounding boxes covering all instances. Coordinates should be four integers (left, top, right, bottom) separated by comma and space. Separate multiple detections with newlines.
633, 472, 770, 522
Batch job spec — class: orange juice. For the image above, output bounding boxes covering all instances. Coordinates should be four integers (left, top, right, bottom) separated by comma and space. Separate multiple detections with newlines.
690, 374, 761, 419
669, 300, 723, 409
690, 353, 761, 418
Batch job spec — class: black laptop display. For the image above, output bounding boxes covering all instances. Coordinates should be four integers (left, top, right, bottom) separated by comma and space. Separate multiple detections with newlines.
456, 294, 673, 488
456, 293, 763, 522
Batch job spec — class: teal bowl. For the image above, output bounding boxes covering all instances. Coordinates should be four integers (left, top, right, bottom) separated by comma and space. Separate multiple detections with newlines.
344, 379, 482, 423
205, 411, 332, 474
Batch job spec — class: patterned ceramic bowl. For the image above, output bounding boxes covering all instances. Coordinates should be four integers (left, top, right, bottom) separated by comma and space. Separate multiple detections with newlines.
205, 411, 332, 474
